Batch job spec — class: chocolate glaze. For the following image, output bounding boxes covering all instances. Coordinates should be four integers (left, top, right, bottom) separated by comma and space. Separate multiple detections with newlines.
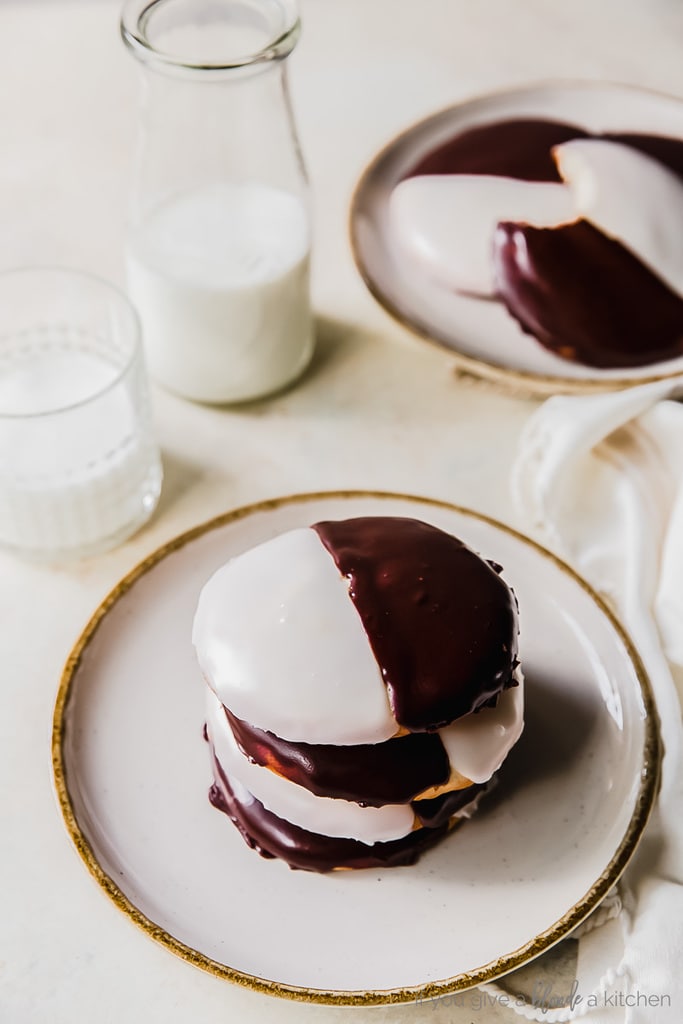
409, 118, 589, 182
408, 118, 683, 184
313, 517, 518, 731
226, 706, 451, 806
493, 219, 683, 368
208, 746, 458, 872
412, 781, 487, 829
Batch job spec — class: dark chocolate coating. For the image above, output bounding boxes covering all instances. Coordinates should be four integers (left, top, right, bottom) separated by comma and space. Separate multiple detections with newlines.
409, 118, 589, 182
493, 219, 683, 368
226, 707, 451, 806
408, 118, 683, 184
208, 747, 455, 872
413, 782, 486, 829
313, 517, 518, 731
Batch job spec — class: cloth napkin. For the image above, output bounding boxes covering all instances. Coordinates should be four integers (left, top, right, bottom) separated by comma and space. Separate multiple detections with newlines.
490, 373, 683, 1023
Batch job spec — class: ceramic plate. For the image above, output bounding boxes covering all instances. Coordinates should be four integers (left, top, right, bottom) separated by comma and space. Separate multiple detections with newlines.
350, 82, 683, 396
53, 491, 660, 1005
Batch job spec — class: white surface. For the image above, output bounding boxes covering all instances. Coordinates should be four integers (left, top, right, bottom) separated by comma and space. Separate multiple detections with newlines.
60, 493, 652, 995
2, 1, 683, 1022
126, 183, 313, 402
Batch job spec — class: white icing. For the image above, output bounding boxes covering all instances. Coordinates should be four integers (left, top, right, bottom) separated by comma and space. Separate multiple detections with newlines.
389, 174, 575, 296
207, 691, 414, 844
553, 139, 683, 299
193, 527, 396, 745
439, 667, 524, 784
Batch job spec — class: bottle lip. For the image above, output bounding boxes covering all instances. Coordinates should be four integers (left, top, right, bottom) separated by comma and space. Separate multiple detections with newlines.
120, 0, 300, 74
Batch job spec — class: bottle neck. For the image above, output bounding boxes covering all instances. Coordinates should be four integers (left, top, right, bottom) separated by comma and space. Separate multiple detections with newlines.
131, 58, 308, 225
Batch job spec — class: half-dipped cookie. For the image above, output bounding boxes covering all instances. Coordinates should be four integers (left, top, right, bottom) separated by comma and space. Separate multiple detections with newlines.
193, 516, 523, 871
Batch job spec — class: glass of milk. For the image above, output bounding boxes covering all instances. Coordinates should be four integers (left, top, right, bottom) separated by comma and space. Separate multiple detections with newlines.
120, 0, 314, 404
0, 269, 163, 562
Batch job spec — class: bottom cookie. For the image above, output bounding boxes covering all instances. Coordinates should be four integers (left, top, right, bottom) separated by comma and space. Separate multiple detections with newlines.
208, 745, 488, 872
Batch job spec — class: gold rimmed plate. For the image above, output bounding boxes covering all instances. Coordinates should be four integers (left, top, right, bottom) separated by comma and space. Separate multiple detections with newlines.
350, 81, 683, 396
53, 491, 660, 1004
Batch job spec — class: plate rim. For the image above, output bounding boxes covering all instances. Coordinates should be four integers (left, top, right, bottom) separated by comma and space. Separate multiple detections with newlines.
52, 489, 662, 1005
349, 78, 683, 398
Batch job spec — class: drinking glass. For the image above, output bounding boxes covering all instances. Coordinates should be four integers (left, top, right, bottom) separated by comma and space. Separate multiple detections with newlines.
0, 268, 163, 561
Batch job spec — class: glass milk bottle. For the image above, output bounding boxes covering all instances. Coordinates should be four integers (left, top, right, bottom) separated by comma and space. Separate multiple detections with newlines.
121, 0, 313, 404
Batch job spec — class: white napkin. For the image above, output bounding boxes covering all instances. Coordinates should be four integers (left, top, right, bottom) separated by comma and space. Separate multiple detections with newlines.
505, 374, 683, 1023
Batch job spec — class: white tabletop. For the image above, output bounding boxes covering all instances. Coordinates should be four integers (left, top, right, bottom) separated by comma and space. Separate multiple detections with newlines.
1, 2, 682, 1022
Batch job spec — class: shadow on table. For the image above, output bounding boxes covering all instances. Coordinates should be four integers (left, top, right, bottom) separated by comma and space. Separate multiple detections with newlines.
204, 314, 374, 415
154, 450, 206, 522
298, 313, 375, 387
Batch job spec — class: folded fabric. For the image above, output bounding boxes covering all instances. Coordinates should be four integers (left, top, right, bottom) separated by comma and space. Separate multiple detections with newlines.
500, 374, 683, 1023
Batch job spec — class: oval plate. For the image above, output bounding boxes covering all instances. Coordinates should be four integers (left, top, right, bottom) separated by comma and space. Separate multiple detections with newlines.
350, 81, 683, 396
53, 491, 660, 1004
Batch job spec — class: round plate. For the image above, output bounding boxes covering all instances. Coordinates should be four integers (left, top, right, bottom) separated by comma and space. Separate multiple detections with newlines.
53, 491, 660, 1005
350, 81, 683, 396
